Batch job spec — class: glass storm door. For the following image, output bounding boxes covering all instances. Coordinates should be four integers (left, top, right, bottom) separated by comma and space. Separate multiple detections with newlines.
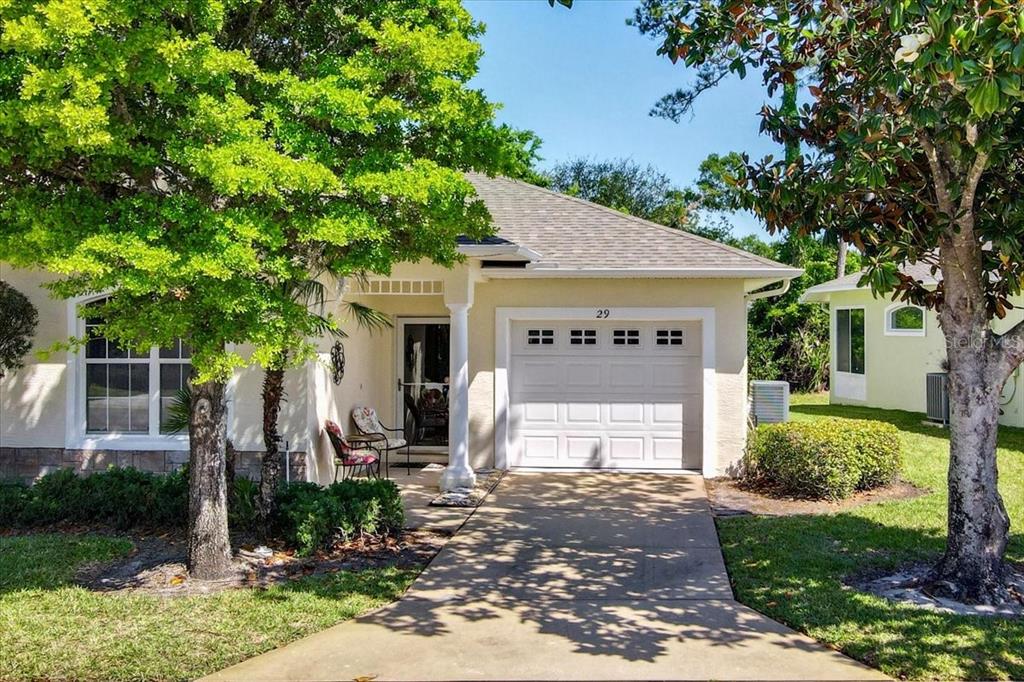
397, 319, 450, 451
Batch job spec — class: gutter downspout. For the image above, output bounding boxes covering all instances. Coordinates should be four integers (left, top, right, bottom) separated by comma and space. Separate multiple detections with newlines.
745, 278, 792, 302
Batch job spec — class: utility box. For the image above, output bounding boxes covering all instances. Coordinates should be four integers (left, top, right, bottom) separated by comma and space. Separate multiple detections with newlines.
751, 380, 790, 425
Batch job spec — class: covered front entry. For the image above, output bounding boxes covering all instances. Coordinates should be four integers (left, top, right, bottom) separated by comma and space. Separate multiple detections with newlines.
497, 309, 712, 473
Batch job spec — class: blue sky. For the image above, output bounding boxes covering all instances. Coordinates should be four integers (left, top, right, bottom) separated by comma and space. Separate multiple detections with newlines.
465, 0, 782, 238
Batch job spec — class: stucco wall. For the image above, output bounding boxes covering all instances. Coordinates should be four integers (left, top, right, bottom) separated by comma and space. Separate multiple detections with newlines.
0, 265, 314, 472
826, 289, 1024, 428
1, 266, 68, 448
331, 264, 751, 477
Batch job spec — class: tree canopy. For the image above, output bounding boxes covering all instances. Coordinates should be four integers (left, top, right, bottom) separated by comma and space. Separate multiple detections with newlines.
0, 0, 535, 381
0, 280, 38, 378
634, 0, 1024, 603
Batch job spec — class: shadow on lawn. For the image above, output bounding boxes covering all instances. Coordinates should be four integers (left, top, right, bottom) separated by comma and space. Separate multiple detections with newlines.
791, 402, 1024, 448
720, 501, 1024, 679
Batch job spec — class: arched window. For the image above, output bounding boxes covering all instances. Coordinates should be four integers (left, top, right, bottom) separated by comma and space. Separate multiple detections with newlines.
75, 297, 193, 441
885, 303, 926, 337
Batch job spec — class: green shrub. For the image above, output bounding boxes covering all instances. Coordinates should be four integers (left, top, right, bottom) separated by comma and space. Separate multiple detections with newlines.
1, 467, 404, 554
274, 479, 404, 556
744, 418, 902, 500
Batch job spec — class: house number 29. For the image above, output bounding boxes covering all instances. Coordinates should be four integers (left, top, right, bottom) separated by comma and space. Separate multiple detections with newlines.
595, 309, 610, 319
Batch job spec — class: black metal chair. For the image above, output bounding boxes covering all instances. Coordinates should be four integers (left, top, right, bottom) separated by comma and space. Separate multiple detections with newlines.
324, 420, 381, 481
351, 407, 411, 475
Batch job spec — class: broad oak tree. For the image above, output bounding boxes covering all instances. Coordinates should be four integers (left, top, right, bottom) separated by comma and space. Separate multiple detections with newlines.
0, 0, 532, 578
635, 0, 1024, 603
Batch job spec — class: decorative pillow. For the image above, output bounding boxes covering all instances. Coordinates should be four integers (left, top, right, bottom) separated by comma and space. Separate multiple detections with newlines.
324, 420, 343, 437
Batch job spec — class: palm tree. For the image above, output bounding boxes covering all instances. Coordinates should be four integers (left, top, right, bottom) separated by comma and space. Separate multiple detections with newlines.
256, 278, 390, 536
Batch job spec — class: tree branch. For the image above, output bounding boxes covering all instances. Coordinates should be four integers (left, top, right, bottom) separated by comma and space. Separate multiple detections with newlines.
997, 318, 1024, 379
960, 146, 989, 218
918, 132, 955, 217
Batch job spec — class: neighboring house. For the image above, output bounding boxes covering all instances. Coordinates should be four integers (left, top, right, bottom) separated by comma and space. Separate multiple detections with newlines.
803, 262, 1024, 428
0, 174, 800, 487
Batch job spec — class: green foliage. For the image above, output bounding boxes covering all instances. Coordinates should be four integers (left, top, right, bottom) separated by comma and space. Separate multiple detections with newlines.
2, 467, 189, 529
1, 467, 401, 551
0, 280, 38, 378
745, 418, 903, 500
635, 0, 1024, 318
273, 479, 404, 556
0, 0, 536, 382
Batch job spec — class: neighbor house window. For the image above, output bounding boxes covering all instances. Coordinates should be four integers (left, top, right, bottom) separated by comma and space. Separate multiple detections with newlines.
885, 304, 926, 337
836, 308, 865, 374
82, 303, 192, 437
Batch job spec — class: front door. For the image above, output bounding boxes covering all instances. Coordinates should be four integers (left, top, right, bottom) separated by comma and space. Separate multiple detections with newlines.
396, 318, 450, 452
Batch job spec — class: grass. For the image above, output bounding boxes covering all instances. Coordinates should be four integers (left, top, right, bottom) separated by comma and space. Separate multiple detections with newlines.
0, 534, 418, 681
718, 392, 1024, 680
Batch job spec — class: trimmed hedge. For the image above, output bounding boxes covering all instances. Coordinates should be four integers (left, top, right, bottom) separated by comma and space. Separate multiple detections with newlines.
0, 467, 403, 554
744, 418, 903, 500
274, 479, 404, 556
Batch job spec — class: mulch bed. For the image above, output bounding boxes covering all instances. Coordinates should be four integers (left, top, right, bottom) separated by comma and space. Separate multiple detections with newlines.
705, 477, 929, 517
71, 529, 447, 597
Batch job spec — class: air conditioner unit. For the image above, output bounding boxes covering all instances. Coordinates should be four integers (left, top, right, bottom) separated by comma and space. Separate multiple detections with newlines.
751, 380, 790, 425
926, 372, 950, 425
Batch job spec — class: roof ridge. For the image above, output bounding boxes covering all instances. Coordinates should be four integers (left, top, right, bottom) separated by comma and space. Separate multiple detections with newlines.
478, 174, 791, 270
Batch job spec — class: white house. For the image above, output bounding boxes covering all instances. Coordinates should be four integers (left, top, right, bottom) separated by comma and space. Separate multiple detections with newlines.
803, 262, 1024, 428
0, 174, 800, 487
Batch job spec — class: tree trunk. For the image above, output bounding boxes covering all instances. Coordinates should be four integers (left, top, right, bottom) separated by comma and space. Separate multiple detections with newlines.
836, 239, 847, 277
257, 366, 286, 538
929, 252, 1012, 604
187, 379, 233, 580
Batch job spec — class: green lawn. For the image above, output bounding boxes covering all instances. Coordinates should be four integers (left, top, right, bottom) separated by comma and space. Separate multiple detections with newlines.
718, 393, 1024, 680
0, 534, 417, 681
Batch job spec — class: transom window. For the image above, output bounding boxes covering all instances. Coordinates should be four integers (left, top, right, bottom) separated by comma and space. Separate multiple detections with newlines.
569, 329, 597, 346
656, 329, 684, 346
886, 304, 926, 336
612, 329, 641, 346
836, 308, 865, 375
83, 306, 193, 436
527, 329, 555, 346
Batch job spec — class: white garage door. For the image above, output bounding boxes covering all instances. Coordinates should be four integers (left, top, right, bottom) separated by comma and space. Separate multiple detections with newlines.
508, 320, 702, 470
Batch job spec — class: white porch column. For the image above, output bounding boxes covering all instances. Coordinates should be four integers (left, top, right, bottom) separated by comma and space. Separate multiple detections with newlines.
440, 301, 476, 491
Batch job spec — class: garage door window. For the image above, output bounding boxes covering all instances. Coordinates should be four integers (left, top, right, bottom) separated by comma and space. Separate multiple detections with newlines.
612, 329, 641, 346
569, 329, 597, 346
656, 329, 684, 346
527, 329, 555, 346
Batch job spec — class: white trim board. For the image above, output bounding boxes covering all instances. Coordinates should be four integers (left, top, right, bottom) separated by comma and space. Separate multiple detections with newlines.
494, 306, 718, 478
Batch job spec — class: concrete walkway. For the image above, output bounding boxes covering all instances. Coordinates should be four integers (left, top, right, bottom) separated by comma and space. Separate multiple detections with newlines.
206, 473, 885, 681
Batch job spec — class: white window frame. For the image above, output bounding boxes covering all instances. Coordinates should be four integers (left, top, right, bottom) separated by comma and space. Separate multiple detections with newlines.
884, 302, 926, 337
833, 305, 867, 401
65, 295, 190, 451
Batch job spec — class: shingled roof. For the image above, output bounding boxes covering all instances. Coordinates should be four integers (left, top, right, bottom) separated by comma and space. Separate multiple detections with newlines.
463, 174, 800, 277
802, 261, 941, 303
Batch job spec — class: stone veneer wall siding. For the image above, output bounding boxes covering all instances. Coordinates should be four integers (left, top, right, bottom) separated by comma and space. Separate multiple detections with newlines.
0, 447, 307, 485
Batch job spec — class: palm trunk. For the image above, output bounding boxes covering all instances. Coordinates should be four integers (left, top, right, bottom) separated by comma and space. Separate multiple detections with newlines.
257, 366, 286, 537
187, 379, 233, 579
929, 253, 1011, 604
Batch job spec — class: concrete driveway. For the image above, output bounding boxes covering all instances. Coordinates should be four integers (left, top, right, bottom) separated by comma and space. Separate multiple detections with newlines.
206, 473, 885, 681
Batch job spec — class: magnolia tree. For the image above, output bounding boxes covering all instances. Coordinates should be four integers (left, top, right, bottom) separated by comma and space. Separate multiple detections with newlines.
634, 0, 1024, 603
0, 0, 532, 578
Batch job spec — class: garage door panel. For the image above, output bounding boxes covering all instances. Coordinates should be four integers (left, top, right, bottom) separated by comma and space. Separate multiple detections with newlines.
523, 401, 559, 424
608, 362, 648, 389
565, 362, 603, 389
608, 436, 645, 460
565, 436, 602, 463
608, 402, 645, 425
651, 401, 684, 425
520, 435, 560, 462
565, 402, 601, 424
652, 437, 683, 461
515, 360, 563, 390
509, 320, 702, 471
